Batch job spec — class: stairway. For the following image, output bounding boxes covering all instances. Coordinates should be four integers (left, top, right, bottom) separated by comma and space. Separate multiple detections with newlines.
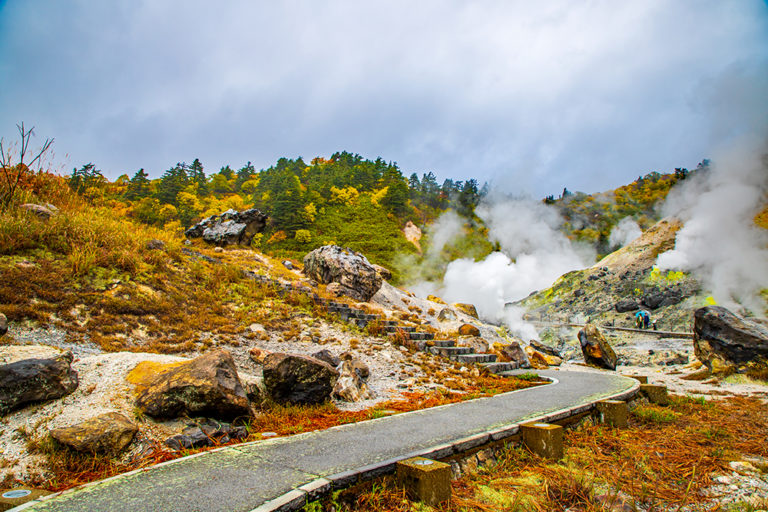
238, 270, 512, 375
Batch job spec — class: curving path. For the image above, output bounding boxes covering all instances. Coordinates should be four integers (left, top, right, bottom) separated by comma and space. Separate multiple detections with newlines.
14, 370, 638, 512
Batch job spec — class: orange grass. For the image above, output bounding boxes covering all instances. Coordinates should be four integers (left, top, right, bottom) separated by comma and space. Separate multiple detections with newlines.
343, 396, 768, 512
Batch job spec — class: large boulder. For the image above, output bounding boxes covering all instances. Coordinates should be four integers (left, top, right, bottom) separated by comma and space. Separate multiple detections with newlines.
21, 203, 55, 220
615, 299, 639, 313
578, 324, 618, 370
0, 345, 79, 415
498, 340, 531, 369
458, 324, 481, 337
134, 350, 250, 420
453, 303, 479, 319
262, 353, 339, 405
642, 288, 684, 310
185, 208, 267, 247
302, 245, 382, 302
51, 412, 138, 453
693, 306, 768, 373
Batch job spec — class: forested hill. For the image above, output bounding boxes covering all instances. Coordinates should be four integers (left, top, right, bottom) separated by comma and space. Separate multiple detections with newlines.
64, 152, 701, 282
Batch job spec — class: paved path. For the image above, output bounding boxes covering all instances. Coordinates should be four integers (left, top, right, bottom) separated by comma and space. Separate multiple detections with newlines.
17, 370, 638, 512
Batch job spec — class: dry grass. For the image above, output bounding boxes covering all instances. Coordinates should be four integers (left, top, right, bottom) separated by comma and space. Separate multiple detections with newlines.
342, 395, 768, 512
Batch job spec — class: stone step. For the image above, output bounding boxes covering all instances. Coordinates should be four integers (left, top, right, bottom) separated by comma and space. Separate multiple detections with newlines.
430, 346, 472, 356
384, 325, 415, 333
480, 362, 518, 374
450, 353, 497, 364
380, 320, 399, 327
429, 339, 456, 348
409, 332, 434, 341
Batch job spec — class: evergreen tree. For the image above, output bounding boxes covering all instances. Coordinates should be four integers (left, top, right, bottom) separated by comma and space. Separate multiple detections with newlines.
156, 163, 189, 205
189, 158, 208, 196
125, 168, 151, 200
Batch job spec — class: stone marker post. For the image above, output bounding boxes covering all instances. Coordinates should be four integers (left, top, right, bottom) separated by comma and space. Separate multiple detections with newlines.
396, 457, 451, 506
521, 422, 564, 460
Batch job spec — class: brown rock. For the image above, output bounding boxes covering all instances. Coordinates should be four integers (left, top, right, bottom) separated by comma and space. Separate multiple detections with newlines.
458, 324, 481, 337
525, 346, 553, 369
453, 303, 479, 319
340, 352, 370, 380
578, 323, 618, 370
372, 264, 392, 281
0, 346, 78, 416
403, 221, 422, 252
0, 312, 6, 337
498, 341, 531, 369
51, 412, 137, 453
427, 295, 446, 305
263, 353, 339, 405
249, 347, 272, 364
437, 308, 457, 322
458, 336, 489, 354
135, 349, 250, 420
332, 360, 373, 402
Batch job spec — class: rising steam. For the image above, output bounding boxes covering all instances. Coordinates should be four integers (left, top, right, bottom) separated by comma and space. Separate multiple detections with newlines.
608, 217, 642, 249
656, 137, 768, 314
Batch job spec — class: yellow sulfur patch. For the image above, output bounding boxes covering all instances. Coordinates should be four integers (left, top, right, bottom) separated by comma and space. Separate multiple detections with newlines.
126, 360, 185, 394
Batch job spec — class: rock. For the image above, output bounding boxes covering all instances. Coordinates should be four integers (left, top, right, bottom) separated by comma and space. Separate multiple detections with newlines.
642, 288, 683, 310
458, 324, 481, 337
21, 203, 55, 220
529, 340, 562, 359
372, 264, 392, 281
311, 349, 341, 368
282, 260, 294, 270
0, 312, 6, 337
262, 353, 339, 405
248, 323, 266, 335
249, 347, 272, 364
525, 346, 562, 367
135, 350, 250, 420
164, 418, 248, 451
453, 303, 479, 319
339, 352, 370, 380
458, 336, 489, 354
0, 346, 79, 415
332, 360, 373, 402
403, 221, 422, 252
437, 308, 457, 322
146, 239, 166, 251
50, 412, 137, 453
578, 323, 618, 370
615, 299, 639, 313
185, 208, 267, 247
427, 295, 446, 305
325, 282, 345, 297
302, 245, 382, 302
498, 341, 531, 369
693, 306, 768, 373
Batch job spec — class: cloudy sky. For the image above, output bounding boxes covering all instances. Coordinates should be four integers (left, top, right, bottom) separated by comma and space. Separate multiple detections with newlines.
1, 1, 767, 196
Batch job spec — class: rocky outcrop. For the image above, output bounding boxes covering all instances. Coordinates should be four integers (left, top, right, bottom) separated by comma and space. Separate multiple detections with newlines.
0, 346, 79, 415
21, 203, 56, 220
453, 303, 479, 319
693, 306, 768, 373
185, 208, 267, 247
302, 245, 382, 302
403, 221, 422, 252
50, 412, 138, 453
262, 353, 339, 405
135, 350, 250, 420
332, 358, 373, 402
164, 418, 248, 451
578, 324, 618, 370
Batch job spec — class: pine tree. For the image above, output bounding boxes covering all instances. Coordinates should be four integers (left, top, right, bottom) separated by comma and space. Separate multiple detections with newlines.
125, 168, 151, 200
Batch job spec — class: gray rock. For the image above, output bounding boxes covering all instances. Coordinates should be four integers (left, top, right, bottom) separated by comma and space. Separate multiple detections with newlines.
302, 245, 382, 302
499, 341, 531, 369
20, 203, 55, 220
0, 346, 79, 415
642, 288, 683, 310
615, 299, 639, 313
332, 359, 373, 402
146, 239, 166, 251
135, 350, 251, 420
164, 418, 248, 451
185, 208, 267, 247
263, 353, 339, 405
693, 306, 768, 372
51, 412, 137, 453
311, 349, 341, 368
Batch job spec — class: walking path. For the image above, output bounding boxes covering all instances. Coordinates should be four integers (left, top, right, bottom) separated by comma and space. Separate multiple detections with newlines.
15, 370, 639, 512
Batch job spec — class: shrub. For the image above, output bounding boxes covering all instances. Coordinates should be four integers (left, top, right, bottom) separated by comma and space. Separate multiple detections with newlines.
295, 229, 312, 244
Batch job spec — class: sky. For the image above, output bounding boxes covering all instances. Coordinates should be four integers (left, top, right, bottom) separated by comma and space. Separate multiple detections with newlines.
1, 1, 767, 197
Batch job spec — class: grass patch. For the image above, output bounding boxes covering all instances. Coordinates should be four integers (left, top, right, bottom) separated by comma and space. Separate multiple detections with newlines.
633, 404, 679, 424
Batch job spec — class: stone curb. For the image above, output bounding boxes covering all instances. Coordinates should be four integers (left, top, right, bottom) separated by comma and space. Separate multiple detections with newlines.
10, 374, 639, 512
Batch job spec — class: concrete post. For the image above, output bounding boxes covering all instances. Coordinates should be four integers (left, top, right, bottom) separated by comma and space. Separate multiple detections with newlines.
624, 374, 648, 384
640, 384, 670, 405
596, 400, 628, 428
0, 489, 51, 511
396, 457, 451, 506
521, 422, 564, 460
